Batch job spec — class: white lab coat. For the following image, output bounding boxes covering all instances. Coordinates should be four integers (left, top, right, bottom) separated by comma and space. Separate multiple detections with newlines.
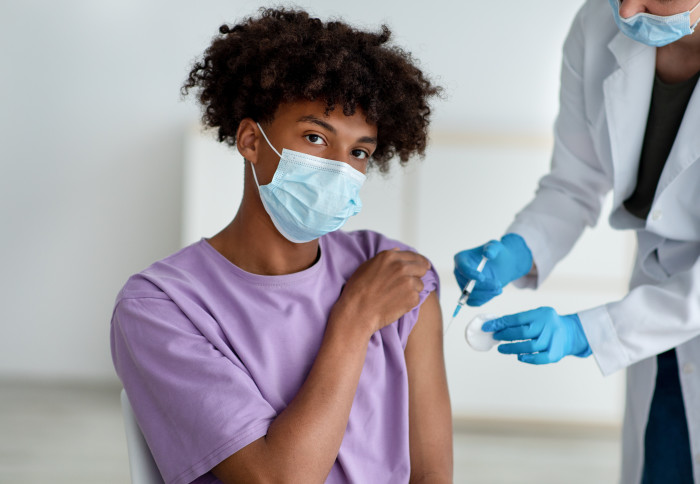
506, 0, 700, 482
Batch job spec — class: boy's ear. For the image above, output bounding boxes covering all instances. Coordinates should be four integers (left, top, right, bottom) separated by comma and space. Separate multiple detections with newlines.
236, 118, 260, 164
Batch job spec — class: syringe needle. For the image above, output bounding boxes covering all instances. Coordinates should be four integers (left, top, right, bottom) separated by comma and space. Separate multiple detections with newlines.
445, 255, 488, 335
444, 315, 457, 335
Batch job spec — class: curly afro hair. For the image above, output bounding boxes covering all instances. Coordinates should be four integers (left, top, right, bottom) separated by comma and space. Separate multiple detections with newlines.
182, 7, 442, 172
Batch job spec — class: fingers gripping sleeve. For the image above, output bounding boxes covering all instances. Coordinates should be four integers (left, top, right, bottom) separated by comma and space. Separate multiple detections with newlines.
397, 264, 440, 348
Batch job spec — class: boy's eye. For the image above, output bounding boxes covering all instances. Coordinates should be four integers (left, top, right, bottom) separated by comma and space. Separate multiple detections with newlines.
305, 134, 325, 145
352, 149, 369, 160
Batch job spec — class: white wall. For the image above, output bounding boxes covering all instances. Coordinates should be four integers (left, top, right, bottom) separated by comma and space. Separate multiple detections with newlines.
0, 0, 617, 422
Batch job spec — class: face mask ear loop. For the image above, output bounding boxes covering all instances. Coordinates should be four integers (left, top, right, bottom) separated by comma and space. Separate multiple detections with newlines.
256, 122, 283, 159
249, 159, 262, 189
691, 0, 700, 28
615, 0, 623, 17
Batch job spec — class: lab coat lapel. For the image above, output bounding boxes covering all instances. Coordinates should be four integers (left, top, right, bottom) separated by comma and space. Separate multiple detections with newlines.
655, 80, 700, 197
603, 32, 656, 208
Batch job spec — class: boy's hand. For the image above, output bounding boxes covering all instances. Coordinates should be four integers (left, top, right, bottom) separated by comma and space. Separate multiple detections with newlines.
331, 249, 431, 337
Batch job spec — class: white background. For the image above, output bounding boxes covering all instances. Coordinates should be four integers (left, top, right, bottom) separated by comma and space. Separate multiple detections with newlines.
0, 0, 631, 425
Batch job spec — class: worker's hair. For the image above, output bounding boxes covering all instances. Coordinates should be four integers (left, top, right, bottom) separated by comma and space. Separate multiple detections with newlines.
182, 7, 442, 171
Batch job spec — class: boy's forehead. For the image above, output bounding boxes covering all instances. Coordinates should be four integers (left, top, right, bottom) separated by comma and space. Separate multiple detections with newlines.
272, 100, 364, 123
272, 100, 376, 135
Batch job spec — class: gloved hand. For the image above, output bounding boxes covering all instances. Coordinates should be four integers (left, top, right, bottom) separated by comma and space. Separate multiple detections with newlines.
482, 307, 591, 364
453, 233, 533, 306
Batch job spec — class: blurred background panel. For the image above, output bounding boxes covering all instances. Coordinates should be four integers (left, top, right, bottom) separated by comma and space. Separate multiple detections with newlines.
0, 0, 625, 482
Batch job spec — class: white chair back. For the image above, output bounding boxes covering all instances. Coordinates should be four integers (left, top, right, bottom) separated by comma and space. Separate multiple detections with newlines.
120, 389, 165, 484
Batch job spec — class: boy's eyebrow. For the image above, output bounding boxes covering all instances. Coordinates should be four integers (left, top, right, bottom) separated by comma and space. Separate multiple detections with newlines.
298, 115, 336, 133
358, 136, 377, 145
297, 115, 377, 145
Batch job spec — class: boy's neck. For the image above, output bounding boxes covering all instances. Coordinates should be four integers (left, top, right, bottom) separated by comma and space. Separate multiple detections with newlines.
208, 199, 321, 276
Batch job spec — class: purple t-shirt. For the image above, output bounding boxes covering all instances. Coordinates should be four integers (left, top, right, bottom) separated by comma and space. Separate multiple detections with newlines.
111, 229, 439, 484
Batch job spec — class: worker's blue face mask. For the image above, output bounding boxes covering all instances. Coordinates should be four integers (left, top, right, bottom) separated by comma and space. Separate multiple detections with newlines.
608, 0, 700, 47
251, 122, 366, 243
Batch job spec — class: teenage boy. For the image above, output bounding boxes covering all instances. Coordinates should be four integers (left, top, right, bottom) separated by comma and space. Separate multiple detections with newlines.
111, 8, 451, 484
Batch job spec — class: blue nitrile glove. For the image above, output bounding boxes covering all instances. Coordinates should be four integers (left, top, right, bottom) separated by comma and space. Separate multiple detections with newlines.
453, 233, 533, 306
482, 307, 592, 364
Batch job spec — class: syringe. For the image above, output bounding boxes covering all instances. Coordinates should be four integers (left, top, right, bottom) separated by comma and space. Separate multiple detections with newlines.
444, 256, 488, 335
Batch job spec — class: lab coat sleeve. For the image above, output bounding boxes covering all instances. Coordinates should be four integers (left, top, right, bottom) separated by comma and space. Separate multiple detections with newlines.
507, 4, 613, 289
580, 255, 700, 376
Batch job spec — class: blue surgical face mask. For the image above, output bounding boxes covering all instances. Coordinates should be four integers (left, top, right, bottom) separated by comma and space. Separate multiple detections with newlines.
250, 122, 366, 243
609, 0, 700, 47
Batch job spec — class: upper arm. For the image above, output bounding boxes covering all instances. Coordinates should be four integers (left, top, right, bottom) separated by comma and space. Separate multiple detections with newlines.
404, 291, 453, 483
112, 297, 275, 483
211, 436, 271, 483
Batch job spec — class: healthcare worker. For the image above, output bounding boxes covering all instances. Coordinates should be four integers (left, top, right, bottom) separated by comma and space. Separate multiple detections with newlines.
454, 0, 700, 483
